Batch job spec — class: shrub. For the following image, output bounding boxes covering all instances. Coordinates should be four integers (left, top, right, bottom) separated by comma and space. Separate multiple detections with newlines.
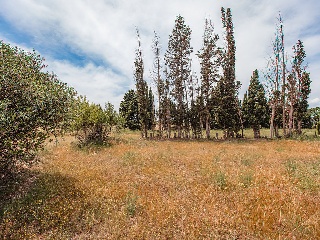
72, 97, 121, 147
0, 41, 76, 182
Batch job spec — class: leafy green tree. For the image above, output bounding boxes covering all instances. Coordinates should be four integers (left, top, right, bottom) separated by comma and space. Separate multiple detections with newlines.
215, 8, 241, 137
119, 90, 140, 130
105, 102, 122, 131
72, 97, 108, 146
245, 70, 269, 138
0, 41, 76, 181
165, 15, 193, 138
72, 97, 120, 147
309, 107, 320, 129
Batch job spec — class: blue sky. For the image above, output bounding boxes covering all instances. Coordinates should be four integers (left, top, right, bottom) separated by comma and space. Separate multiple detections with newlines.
0, 0, 319, 110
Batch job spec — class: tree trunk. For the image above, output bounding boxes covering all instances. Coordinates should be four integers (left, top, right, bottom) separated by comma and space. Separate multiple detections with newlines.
270, 104, 275, 138
288, 104, 294, 137
281, 24, 287, 137
275, 125, 279, 138
253, 125, 260, 138
297, 120, 302, 135
177, 125, 182, 138
205, 111, 210, 139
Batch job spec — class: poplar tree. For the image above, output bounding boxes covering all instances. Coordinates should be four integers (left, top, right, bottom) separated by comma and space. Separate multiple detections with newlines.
215, 7, 241, 137
245, 70, 268, 138
165, 15, 193, 138
198, 19, 220, 139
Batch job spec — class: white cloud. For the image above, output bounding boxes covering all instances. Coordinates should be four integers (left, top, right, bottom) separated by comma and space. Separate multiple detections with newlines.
0, 0, 319, 109
47, 59, 130, 110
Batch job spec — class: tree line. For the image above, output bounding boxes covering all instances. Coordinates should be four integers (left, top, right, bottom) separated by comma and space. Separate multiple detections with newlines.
0, 7, 317, 183
123, 8, 312, 139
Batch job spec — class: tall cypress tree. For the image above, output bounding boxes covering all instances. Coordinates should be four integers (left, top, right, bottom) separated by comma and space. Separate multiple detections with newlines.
290, 40, 311, 134
246, 70, 268, 138
119, 89, 140, 130
147, 87, 155, 131
215, 7, 241, 137
198, 19, 220, 139
134, 29, 149, 138
165, 15, 193, 138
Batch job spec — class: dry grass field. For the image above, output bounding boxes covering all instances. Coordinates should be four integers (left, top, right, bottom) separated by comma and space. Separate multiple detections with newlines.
1, 130, 320, 239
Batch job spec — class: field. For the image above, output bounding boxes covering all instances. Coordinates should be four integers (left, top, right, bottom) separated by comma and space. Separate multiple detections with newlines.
1, 130, 320, 239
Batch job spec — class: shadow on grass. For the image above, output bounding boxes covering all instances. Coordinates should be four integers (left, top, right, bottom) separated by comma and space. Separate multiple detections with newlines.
0, 171, 100, 239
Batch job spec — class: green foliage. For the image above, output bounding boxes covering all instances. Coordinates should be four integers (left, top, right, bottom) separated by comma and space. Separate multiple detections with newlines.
119, 89, 140, 130
72, 96, 120, 147
214, 171, 227, 190
243, 70, 269, 138
239, 172, 254, 188
0, 41, 76, 181
214, 8, 241, 136
198, 19, 220, 138
309, 107, 320, 128
290, 40, 311, 134
165, 15, 193, 138
134, 29, 150, 138
125, 192, 139, 218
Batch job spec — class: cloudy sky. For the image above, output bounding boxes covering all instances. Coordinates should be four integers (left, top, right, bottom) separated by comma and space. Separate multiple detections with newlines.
0, 0, 319, 109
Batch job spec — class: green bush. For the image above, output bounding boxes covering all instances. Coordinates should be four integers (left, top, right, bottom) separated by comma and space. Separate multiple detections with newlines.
72, 97, 121, 147
0, 41, 76, 181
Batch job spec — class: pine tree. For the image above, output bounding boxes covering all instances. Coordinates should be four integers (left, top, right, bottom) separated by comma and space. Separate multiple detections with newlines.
215, 7, 241, 137
165, 15, 193, 138
246, 70, 268, 138
198, 19, 220, 139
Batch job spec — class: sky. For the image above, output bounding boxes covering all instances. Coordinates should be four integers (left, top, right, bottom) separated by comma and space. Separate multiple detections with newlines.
0, 0, 319, 110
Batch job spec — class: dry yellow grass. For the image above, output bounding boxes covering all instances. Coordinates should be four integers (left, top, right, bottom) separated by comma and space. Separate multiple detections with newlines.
1, 132, 320, 239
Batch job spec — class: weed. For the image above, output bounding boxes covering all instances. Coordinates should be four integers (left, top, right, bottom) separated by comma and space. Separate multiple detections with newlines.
285, 159, 298, 176
122, 151, 136, 166
241, 158, 253, 167
239, 172, 254, 188
214, 172, 227, 190
125, 192, 138, 218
